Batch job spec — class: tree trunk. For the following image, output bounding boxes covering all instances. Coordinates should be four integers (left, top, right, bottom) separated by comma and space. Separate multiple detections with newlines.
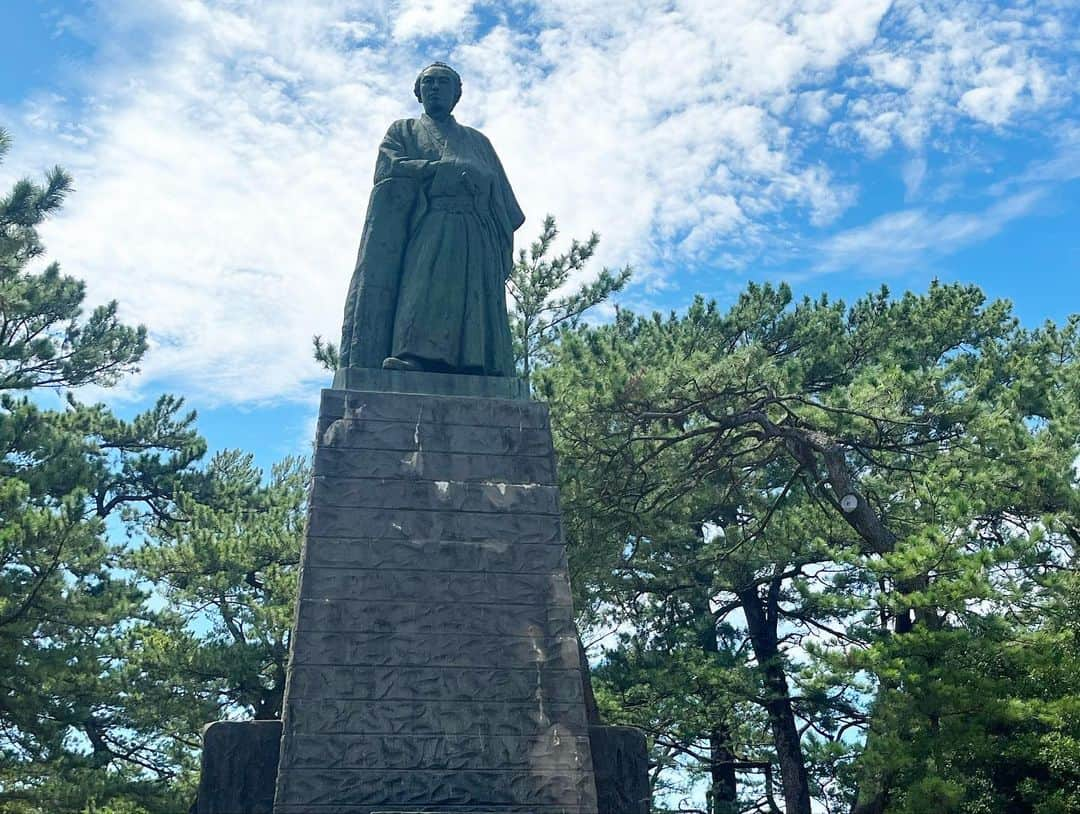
690, 588, 739, 814
255, 639, 288, 720
851, 785, 888, 814
710, 723, 738, 814
737, 582, 812, 814
577, 630, 602, 725
783, 434, 919, 810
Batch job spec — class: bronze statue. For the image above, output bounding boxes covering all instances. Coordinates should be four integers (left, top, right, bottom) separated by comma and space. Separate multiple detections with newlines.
338, 63, 525, 376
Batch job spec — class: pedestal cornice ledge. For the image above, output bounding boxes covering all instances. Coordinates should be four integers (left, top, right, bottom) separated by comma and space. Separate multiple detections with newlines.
332, 366, 530, 400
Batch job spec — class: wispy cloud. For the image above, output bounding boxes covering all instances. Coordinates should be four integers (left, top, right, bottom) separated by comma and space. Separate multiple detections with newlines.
989, 125, 1080, 193
5, 0, 1076, 404
816, 187, 1047, 275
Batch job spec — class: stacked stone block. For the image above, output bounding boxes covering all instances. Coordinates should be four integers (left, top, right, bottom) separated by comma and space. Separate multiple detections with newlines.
272, 387, 599, 814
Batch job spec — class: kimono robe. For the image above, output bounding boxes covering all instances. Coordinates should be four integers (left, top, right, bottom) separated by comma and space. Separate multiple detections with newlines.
338, 113, 525, 376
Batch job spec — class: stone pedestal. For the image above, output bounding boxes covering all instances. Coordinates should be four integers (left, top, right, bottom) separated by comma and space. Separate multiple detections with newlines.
195, 722, 648, 814
272, 383, 599, 814
589, 727, 650, 814
198, 721, 282, 814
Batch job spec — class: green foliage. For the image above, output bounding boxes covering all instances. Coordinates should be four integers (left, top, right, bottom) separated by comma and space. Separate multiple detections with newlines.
0, 132, 208, 814
507, 214, 631, 387
539, 282, 1080, 813
0, 437, 307, 813
311, 334, 339, 372
0, 382, 206, 808
129, 450, 306, 725
0, 129, 146, 390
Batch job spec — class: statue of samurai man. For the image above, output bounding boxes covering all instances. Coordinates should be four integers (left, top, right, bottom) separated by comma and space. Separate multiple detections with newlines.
338, 62, 525, 377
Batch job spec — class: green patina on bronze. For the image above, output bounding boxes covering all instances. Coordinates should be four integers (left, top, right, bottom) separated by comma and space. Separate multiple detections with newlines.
338, 63, 525, 377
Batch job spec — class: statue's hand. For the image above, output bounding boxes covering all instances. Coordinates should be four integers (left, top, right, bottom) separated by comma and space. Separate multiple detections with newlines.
421, 160, 441, 180
459, 170, 480, 195
388, 158, 440, 180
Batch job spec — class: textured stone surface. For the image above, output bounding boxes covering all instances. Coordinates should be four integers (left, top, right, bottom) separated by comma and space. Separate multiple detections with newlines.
274, 768, 597, 808
289, 631, 579, 669
307, 506, 563, 543
295, 598, 576, 636
314, 446, 556, 484
295, 568, 573, 606
276, 807, 584, 814
284, 665, 586, 703
321, 387, 541, 424
310, 476, 561, 514
590, 726, 651, 814
273, 389, 598, 814
197, 720, 282, 814
281, 734, 594, 770
284, 699, 589, 737
276, 807, 585, 814
301, 538, 568, 574
197, 721, 648, 814
332, 367, 529, 399
318, 417, 553, 456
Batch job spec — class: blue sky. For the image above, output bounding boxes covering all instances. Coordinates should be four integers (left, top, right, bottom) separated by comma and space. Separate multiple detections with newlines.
2, 0, 1078, 476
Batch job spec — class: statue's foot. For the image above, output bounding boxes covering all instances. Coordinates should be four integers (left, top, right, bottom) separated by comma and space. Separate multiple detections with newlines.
382, 355, 423, 371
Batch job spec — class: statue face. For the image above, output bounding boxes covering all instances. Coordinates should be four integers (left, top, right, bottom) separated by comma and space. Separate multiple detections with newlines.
418, 67, 459, 117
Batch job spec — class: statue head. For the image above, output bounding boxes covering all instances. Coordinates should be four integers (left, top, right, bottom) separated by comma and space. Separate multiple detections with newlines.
414, 62, 462, 118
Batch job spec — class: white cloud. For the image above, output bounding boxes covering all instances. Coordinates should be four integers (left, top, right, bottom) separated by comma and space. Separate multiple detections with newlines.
796, 91, 835, 126
816, 187, 1046, 275
902, 156, 927, 199
864, 53, 917, 90
393, 0, 476, 41
990, 126, 1080, 193
5, 0, 1076, 405
833, 0, 1075, 151
959, 73, 1029, 126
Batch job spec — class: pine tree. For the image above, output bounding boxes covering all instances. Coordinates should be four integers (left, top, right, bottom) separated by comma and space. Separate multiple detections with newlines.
507, 214, 631, 388
538, 283, 1080, 813
0, 129, 206, 814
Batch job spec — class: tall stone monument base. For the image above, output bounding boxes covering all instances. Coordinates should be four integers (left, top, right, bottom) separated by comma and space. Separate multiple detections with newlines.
195, 373, 649, 814
274, 381, 597, 814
